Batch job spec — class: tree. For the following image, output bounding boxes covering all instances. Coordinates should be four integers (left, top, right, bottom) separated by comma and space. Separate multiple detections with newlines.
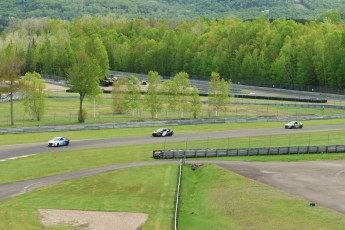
190, 86, 202, 119
162, 79, 178, 116
208, 72, 230, 117
68, 34, 109, 123
145, 71, 163, 119
125, 75, 142, 117
0, 43, 25, 126
20, 72, 47, 121
112, 76, 128, 114
174, 71, 191, 118
68, 49, 103, 123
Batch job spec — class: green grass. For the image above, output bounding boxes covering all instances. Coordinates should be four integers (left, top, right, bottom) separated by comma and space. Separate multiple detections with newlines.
1, 163, 344, 229
2, 119, 345, 229
0, 165, 178, 230
179, 164, 345, 229
0, 144, 158, 184
1, 93, 344, 128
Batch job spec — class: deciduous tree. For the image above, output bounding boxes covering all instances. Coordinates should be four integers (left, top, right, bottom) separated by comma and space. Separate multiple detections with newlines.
174, 71, 191, 118
208, 72, 230, 117
112, 76, 128, 114
125, 75, 142, 117
68, 49, 103, 123
0, 43, 25, 126
20, 71, 47, 121
190, 86, 202, 119
145, 71, 163, 119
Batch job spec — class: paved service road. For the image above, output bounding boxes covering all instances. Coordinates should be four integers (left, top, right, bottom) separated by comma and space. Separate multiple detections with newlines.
2, 124, 345, 161
213, 160, 345, 215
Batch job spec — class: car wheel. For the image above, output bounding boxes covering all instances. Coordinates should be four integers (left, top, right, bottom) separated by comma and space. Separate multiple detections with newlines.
57, 143, 59, 147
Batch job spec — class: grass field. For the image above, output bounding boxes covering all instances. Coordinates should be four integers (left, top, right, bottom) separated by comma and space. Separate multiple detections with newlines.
1, 155, 345, 229
1, 123, 345, 229
1, 93, 345, 229
179, 164, 345, 229
0, 165, 178, 230
1, 91, 343, 128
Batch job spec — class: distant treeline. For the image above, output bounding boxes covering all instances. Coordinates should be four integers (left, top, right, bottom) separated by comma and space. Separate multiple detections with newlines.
2, 15, 345, 89
1, 0, 345, 29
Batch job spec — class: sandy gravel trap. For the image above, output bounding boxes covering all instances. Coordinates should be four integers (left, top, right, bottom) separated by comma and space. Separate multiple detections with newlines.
39, 209, 148, 230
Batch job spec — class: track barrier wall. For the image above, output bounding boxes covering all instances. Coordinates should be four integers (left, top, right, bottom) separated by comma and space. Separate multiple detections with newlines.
153, 145, 345, 159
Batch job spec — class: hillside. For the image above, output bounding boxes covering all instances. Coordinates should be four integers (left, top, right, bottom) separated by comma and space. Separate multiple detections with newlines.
1, 0, 344, 25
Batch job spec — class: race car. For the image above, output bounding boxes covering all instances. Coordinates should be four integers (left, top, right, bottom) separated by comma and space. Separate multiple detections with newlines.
48, 137, 70, 147
284, 121, 303, 129
152, 128, 174, 137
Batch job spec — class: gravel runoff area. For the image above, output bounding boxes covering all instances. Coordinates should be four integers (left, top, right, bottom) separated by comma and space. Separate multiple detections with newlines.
39, 209, 148, 230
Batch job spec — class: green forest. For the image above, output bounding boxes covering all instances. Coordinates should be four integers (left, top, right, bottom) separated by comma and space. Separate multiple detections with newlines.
1, 14, 345, 90
1, 0, 345, 30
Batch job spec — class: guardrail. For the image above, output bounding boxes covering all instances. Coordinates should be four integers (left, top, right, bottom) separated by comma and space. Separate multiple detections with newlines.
152, 145, 345, 159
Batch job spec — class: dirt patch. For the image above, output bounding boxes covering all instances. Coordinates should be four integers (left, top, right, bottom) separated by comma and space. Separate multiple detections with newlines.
39, 209, 148, 230
45, 83, 68, 92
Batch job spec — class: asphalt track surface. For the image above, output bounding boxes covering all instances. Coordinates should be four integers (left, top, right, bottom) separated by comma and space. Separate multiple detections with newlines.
1, 124, 345, 215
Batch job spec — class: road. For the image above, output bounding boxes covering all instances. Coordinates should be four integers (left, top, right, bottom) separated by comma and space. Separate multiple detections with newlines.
2, 124, 345, 161
1, 125, 345, 215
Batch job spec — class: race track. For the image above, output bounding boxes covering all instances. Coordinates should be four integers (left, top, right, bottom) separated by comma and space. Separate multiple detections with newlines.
1, 124, 345, 215
2, 124, 345, 161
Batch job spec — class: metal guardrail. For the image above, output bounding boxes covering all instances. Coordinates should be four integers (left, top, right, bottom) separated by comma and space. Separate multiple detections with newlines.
152, 145, 345, 159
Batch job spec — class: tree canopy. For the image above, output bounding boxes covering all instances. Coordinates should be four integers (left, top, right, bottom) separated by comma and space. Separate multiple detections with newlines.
1, 0, 344, 29
2, 15, 345, 95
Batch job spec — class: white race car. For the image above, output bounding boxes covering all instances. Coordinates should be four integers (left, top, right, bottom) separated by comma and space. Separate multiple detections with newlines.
284, 121, 303, 129
48, 137, 70, 147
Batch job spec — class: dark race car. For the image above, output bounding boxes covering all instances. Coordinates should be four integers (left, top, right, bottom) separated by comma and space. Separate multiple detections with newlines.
152, 128, 174, 137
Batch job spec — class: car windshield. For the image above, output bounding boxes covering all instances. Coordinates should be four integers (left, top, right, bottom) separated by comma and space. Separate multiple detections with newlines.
156, 128, 166, 132
52, 137, 61, 141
